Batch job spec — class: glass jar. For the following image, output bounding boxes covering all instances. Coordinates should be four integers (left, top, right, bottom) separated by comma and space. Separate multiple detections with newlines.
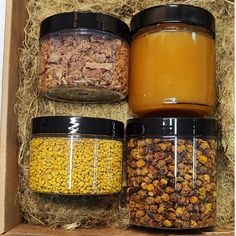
29, 116, 124, 195
129, 5, 216, 116
39, 12, 129, 103
126, 118, 217, 229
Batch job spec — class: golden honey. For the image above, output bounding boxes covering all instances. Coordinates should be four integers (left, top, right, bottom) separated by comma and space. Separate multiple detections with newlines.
129, 5, 216, 116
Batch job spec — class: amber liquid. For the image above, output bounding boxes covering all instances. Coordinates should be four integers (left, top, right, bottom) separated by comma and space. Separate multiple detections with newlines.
129, 30, 216, 116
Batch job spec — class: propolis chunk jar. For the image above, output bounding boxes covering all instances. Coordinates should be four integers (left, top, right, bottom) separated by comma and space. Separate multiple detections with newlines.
126, 118, 217, 229
29, 116, 124, 195
129, 5, 216, 116
39, 12, 129, 103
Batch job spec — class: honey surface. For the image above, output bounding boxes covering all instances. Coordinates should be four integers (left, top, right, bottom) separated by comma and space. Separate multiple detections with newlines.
129, 30, 215, 116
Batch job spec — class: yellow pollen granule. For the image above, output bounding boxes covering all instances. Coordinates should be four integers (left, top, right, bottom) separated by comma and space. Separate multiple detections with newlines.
29, 137, 122, 195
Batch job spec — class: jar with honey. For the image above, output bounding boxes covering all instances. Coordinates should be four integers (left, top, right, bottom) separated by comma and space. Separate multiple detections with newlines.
129, 5, 216, 116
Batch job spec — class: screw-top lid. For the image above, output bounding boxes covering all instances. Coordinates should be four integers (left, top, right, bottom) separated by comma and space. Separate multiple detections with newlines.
130, 4, 215, 37
126, 118, 217, 137
40, 11, 130, 42
32, 116, 124, 138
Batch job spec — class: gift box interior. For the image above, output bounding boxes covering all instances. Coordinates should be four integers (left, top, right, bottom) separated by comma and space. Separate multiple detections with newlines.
0, 0, 234, 235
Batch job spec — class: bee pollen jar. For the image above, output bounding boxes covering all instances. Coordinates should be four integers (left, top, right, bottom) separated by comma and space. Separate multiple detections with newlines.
39, 12, 130, 103
126, 118, 217, 229
129, 5, 216, 116
29, 116, 124, 195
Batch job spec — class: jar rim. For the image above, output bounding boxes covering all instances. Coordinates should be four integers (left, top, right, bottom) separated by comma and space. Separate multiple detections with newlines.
130, 4, 215, 37
126, 118, 217, 137
40, 11, 130, 43
32, 116, 124, 138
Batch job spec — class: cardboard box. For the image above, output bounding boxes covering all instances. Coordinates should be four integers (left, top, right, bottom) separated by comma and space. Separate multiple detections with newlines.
0, 0, 234, 235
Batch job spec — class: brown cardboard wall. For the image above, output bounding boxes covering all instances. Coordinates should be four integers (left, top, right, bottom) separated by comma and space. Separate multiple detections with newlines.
4, 224, 236, 236
0, 0, 27, 233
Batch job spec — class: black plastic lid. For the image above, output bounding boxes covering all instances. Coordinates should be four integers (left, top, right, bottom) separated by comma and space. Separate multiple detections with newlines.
32, 116, 124, 138
40, 11, 130, 42
130, 4, 215, 37
126, 118, 217, 137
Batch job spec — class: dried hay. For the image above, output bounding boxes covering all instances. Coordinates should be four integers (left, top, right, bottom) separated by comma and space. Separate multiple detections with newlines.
15, 0, 234, 230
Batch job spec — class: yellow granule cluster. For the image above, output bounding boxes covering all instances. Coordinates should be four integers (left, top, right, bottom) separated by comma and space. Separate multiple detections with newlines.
29, 137, 122, 194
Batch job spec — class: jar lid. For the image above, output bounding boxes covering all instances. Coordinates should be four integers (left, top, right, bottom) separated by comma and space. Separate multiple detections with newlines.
40, 12, 130, 42
32, 116, 124, 138
126, 118, 217, 137
130, 4, 215, 37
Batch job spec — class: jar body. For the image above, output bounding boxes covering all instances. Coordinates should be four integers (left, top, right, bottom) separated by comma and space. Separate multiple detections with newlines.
126, 136, 217, 229
129, 23, 215, 116
29, 134, 123, 195
39, 29, 129, 102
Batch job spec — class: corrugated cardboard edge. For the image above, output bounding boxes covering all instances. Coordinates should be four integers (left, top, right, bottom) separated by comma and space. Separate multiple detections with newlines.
0, 0, 27, 233
0, 0, 13, 233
